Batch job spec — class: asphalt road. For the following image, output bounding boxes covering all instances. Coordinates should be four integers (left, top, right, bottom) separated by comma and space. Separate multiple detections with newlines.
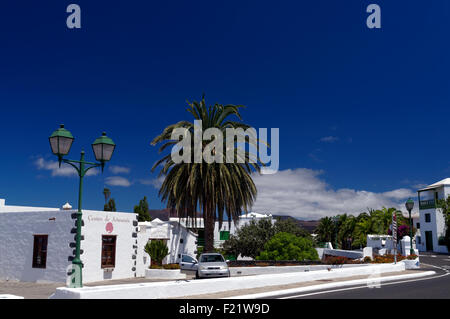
272, 253, 450, 299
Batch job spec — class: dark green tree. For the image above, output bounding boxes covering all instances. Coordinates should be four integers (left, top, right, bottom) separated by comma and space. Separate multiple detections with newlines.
437, 196, 450, 252
257, 232, 319, 261
104, 198, 117, 212
222, 218, 275, 259
274, 217, 311, 238
103, 187, 111, 204
337, 214, 357, 249
315, 217, 335, 244
134, 196, 151, 221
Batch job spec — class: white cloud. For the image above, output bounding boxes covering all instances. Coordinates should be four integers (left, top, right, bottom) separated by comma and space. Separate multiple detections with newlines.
105, 176, 132, 187
251, 168, 417, 220
35, 157, 99, 177
109, 165, 131, 174
139, 176, 165, 189
320, 136, 339, 143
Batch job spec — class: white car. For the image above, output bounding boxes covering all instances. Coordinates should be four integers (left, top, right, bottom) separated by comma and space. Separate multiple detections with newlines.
179, 253, 230, 279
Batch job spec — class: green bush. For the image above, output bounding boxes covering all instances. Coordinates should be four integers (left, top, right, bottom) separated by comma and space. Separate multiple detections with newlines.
145, 240, 169, 267
256, 232, 319, 261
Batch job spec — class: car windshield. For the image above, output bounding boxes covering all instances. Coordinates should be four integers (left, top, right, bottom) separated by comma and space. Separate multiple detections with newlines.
182, 255, 196, 263
200, 254, 224, 263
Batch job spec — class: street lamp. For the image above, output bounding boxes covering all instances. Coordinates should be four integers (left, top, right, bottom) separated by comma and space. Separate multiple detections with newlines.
405, 198, 415, 255
49, 124, 116, 288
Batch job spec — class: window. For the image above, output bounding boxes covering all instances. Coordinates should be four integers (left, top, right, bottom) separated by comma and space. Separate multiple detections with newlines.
182, 255, 196, 263
101, 235, 116, 268
200, 254, 224, 263
416, 222, 420, 229
32, 235, 48, 269
220, 231, 230, 240
425, 213, 431, 223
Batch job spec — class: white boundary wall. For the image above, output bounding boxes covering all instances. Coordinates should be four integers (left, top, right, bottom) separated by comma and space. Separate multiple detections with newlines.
230, 263, 369, 277
50, 263, 405, 299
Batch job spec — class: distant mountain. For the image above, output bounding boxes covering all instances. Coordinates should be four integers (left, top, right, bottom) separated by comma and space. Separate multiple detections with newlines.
272, 215, 319, 233
147, 208, 173, 221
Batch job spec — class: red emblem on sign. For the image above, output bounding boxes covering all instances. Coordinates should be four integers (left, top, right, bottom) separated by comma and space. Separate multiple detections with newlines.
106, 222, 114, 233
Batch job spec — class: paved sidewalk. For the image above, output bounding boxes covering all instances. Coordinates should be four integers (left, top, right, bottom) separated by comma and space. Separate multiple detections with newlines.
1, 269, 430, 299
173, 270, 427, 299
0, 277, 182, 299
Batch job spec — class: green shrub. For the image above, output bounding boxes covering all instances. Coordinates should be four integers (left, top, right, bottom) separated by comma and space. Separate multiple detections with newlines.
256, 232, 319, 261
145, 240, 169, 267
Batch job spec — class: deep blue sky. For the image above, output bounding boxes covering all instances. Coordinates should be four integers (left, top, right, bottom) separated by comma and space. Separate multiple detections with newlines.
0, 1, 449, 215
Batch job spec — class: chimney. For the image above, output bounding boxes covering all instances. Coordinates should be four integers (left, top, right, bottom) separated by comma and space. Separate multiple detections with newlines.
61, 202, 73, 210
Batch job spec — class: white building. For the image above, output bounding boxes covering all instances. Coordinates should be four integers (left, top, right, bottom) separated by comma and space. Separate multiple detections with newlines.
137, 218, 197, 265
0, 199, 196, 284
366, 234, 395, 251
416, 178, 450, 253
169, 212, 273, 248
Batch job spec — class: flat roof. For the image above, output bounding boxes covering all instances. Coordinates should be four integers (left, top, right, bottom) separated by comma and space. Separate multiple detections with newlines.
418, 178, 450, 191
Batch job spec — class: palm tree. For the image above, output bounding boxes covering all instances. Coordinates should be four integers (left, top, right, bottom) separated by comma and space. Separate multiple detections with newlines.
338, 214, 357, 249
315, 217, 335, 244
379, 207, 400, 234
103, 187, 111, 204
369, 209, 384, 234
353, 218, 372, 248
151, 95, 264, 252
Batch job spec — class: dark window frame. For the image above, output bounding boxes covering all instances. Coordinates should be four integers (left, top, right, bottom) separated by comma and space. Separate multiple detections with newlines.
425, 213, 431, 223
32, 235, 48, 269
101, 235, 117, 269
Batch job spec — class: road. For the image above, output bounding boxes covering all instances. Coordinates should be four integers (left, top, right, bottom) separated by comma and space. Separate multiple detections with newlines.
270, 253, 450, 299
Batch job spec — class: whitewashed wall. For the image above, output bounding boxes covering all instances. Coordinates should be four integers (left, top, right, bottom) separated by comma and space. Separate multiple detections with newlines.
0, 208, 139, 284
137, 219, 197, 268
167, 222, 197, 262
80, 210, 138, 283
0, 210, 73, 283
417, 185, 449, 253
418, 207, 448, 253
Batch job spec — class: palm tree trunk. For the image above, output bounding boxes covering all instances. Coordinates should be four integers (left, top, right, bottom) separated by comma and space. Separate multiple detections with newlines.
204, 212, 215, 253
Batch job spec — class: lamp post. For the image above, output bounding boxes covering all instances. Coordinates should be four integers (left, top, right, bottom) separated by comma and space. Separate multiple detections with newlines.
405, 198, 415, 255
49, 124, 116, 288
